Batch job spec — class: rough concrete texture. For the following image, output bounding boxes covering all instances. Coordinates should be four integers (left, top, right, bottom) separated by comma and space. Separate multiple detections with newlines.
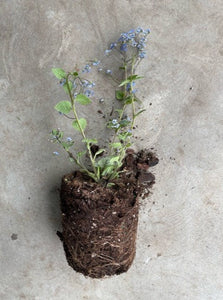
1, 0, 223, 299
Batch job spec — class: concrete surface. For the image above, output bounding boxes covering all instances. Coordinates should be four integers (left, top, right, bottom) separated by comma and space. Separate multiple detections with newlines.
1, 0, 223, 299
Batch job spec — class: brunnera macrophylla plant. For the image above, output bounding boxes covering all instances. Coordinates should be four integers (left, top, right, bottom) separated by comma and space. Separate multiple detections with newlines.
50, 27, 150, 185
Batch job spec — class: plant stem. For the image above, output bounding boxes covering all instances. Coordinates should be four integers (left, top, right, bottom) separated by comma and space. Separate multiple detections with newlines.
130, 57, 136, 129
66, 74, 99, 181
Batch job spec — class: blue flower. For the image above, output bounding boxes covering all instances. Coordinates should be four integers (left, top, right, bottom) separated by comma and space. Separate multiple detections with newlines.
98, 68, 103, 72
126, 81, 136, 91
92, 60, 100, 66
131, 40, 138, 47
112, 119, 118, 125
82, 64, 91, 73
105, 49, 112, 55
53, 151, 59, 156
139, 51, 146, 58
87, 82, 95, 88
84, 89, 94, 97
136, 27, 143, 33
66, 137, 72, 142
106, 69, 112, 75
120, 43, 128, 52
146, 28, 151, 34
110, 43, 117, 49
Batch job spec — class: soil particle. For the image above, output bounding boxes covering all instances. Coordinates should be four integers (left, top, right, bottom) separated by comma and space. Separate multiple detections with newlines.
11, 233, 18, 240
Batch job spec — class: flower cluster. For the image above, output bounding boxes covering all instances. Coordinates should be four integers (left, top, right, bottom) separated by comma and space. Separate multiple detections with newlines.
105, 27, 150, 59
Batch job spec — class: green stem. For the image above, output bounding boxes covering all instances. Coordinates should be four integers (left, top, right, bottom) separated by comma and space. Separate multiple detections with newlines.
130, 57, 136, 130
66, 73, 99, 181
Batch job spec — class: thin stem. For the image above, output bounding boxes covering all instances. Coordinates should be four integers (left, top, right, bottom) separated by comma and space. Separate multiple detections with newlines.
66, 73, 99, 181
130, 57, 136, 129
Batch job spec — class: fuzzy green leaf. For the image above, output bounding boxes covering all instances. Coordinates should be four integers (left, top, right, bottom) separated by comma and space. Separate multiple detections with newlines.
119, 79, 130, 87
52, 68, 66, 79
115, 90, 124, 100
111, 143, 122, 148
77, 150, 86, 158
82, 138, 98, 144
102, 166, 114, 177
72, 118, 87, 131
54, 101, 72, 114
61, 141, 74, 151
128, 74, 143, 81
75, 94, 91, 105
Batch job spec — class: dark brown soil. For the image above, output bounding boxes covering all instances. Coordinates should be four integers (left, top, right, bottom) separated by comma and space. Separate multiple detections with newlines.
58, 149, 158, 278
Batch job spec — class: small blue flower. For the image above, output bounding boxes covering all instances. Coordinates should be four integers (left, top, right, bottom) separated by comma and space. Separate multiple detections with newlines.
111, 119, 118, 125
136, 27, 143, 33
131, 40, 138, 47
120, 43, 128, 52
84, 89, 94, 97
66, 137, 72, 142
126, 81, 136, 91
139, 51, 146, 58
82, 64, 91, 73
110, 43, 117, 49
53, 151, 59, 156
146, 28, 151, 34
74, 92, 78, 98
87, 82, 95, 88
92, 60, 100, 66
106, 69, 112, 75
98, 68, 103, 72
105, 49, 112, 55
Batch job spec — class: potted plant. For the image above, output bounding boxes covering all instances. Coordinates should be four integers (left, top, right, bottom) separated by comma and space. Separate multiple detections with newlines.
50, 27, 158, 278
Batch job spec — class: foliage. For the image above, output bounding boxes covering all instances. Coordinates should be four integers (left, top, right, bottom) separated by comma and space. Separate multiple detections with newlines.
50, 27, 150, 184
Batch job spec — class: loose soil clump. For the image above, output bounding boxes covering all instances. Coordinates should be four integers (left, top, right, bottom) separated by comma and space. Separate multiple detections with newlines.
58, 149, 158, 278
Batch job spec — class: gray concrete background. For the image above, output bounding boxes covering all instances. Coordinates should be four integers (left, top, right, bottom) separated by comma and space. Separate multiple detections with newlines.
1, 0, 223, 299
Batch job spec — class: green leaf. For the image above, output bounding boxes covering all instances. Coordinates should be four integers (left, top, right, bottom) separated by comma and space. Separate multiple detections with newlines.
107, 182, 115, 188
77, 150, 86, 160
75, 94, 91, 105
52, 68, 66, 79
135, 109, 146, 117
119, 79, 130, 87
118, 132, 131, 141
124, 96, 133, 104
72, 118, 87, 131
115, 90, 124, 100
54, 101, 72, 114
115, 109, 123, 117
109, 156, 120, 164
61, 141, 74, 151
82, 138, 98, 144
96, 157, 109, 168
128, 74, 143, 81
102, 166, 114, 177
111, 143, 122, 148
63, 81, 73, 94
73, 72, 79, 76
